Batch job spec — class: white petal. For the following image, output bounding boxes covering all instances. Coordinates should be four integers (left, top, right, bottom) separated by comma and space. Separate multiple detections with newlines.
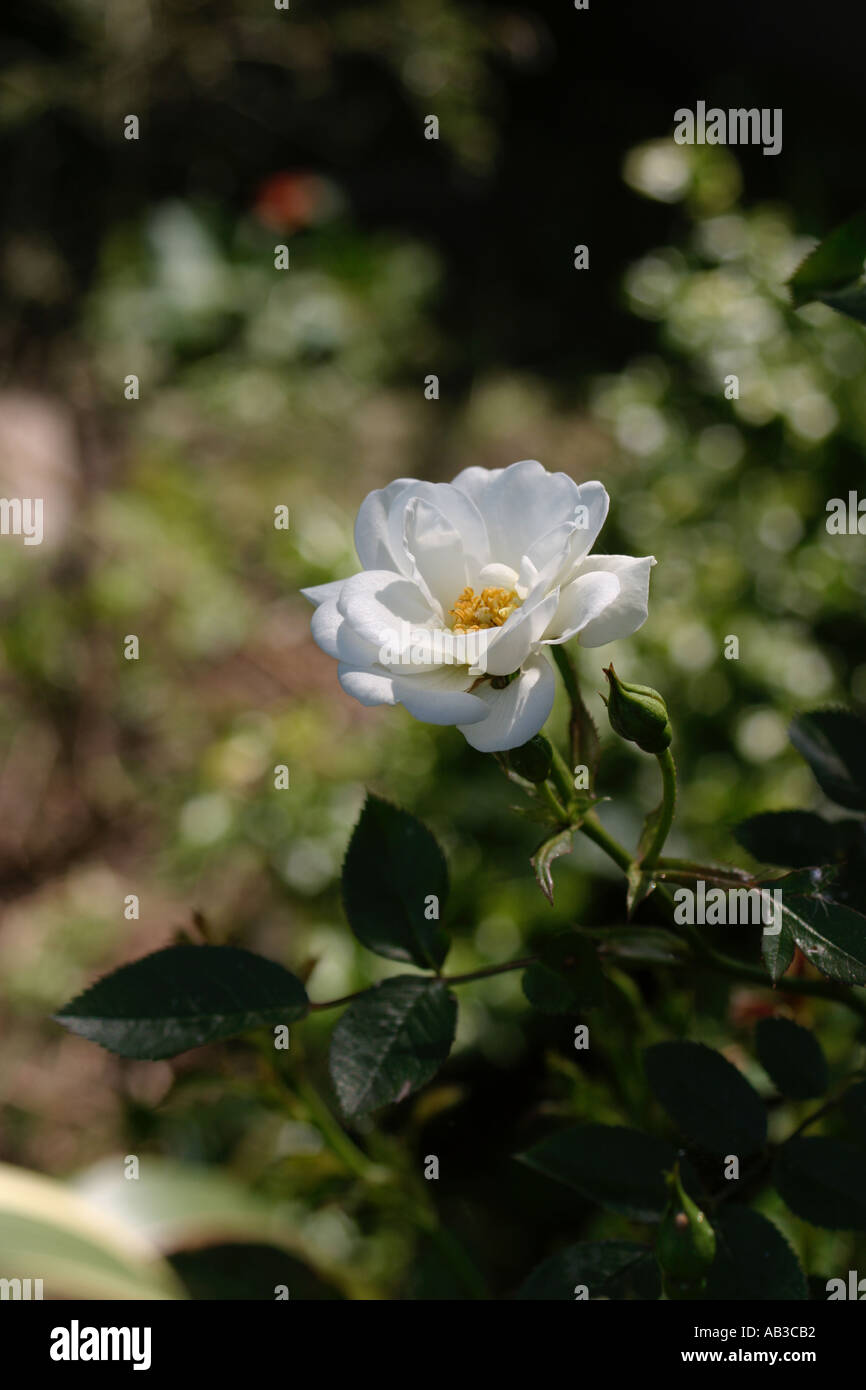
459, 653, 556, 753
574, 555, 656, 648
387, 481, 490, 579
392, 667, 488, 725
335, 620, 380, 667
310, 598, 342, 658
403, 497, 468, 611
457, 460, 608, 572
516, 521, 580, 596
337, 569, 437, 651
476, 561, 520, 589
354, 479, 417, 573
338, 663, 397, 706
543, 570, 621, 644
301, 579, 346, 607
449, 464, 504, 513
483, 587, 560, 675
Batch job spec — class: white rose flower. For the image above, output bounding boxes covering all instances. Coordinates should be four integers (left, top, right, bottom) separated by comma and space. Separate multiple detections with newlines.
302, 460, 655, 753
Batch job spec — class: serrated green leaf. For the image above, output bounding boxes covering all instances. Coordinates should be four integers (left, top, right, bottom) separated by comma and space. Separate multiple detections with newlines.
703, 1207, 807, 1300
329, 976, 456, 1118
755, 1017, 828, 1099
775, 1137, 866, 1230
519, 1124, 698, 1221
522, 932, 605, 1014
530, 827, 574, 905
789, 709, 866, 812
341, 793, 449, 969
788, 211, 866, 310
771, 883, 866, 986
54, 946, 309, 1060
734, 811, 841, 869
516, 1240, 660, 1300
644, 1042, 767, 1157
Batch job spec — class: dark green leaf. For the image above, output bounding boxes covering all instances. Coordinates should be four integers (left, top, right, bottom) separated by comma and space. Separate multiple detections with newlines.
516, 1240, 659, 1301
788, 212, 866, 315
789, 709, 866, 812
54, 946, 309, 1060
522, 933, 605, 1014
596, 927, 688, 966
519, 1124, 697, 1221
755, 1017, 828, 1099
762, 919, 795, 982
644, 1042, 767, 1157
703, 1207, 807, 1300
734, 811, 841, 868
341, 794, 449, 969
772, 885, 866, 986
775, 1137, 866, 1230
329, 976, 456, 1118
530, 827, 574, 906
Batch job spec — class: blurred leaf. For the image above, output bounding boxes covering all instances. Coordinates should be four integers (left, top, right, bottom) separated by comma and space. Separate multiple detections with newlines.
54, 946, 309, 1060
329, 976, 456, 1118
518, 1125, 697, 1221
789, 709, 866, 812
755, 1017, 829, 1099
734, 811, 841, 868
170, 1244, 343, 1300
703, 1207, 807, 1300
530, 827, 574, 905
775, 1137, 866, 1229
644, 1042, 767, 1157
516, 1240, 659, 1300
341, 793, 449, 969
0, 1163, 183, 1301
522, 933, 604, 1014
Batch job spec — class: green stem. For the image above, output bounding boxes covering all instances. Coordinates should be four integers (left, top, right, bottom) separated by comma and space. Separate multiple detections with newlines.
294, 1076, 381, 1181
575, 820, 866, 1022
540, 778, 570, 823
551, 643, 600, 782
642, 746, 677, 870
311, 955, 538, 1012
548, 742, 578, 813
579, 811, 634, 874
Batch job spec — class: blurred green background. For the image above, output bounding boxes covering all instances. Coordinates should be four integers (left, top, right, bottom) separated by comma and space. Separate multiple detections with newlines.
1, 0, 865, 1298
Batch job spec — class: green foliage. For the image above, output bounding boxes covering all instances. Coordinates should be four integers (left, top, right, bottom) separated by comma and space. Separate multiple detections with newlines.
775, 1138, 866, 1230
788, 211, 866, 324
788, 709, 866, 812
341, 794, 450, 969
328, 976, 457, 1118
519, 1125, 694, 1222
644, 1042, 768, 1157
521, 932, 604, 1014
54, 946, 309, 1059
517, 1241, 660, 1301
703, 1208, 807, 1301
755, 1017, 829, 1099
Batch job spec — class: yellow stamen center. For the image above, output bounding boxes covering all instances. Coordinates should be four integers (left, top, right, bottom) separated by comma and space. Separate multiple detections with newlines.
450, 585, 520, 632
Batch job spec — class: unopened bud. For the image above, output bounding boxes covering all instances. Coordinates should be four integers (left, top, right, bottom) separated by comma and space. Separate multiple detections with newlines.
508, 734, 554, 784
602, 664, 672, 755
657, 1163, 716, 1293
